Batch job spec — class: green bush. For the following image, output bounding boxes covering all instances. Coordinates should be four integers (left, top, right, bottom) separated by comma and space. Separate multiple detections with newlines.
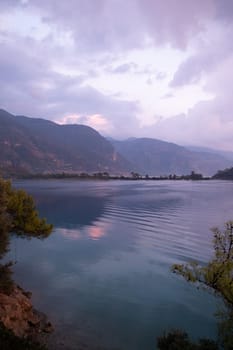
0, 177, 53, 293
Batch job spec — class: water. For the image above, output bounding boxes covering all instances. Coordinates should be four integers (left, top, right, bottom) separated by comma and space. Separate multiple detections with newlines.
7, 180, 233, 349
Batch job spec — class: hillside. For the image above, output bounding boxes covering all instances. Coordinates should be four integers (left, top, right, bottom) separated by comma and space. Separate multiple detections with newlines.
0, 109, 232, 176
0, 109, 130, 174
187, 146, 233, 161
111, 138, 232, 176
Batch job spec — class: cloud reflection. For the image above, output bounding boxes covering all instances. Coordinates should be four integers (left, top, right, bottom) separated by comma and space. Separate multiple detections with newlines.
58, 227, 81, 241
87, 225, 106, 240
57, 221, 110, 241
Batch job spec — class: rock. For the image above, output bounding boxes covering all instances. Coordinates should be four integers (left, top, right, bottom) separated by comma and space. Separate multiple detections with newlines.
0, 284, 53, 338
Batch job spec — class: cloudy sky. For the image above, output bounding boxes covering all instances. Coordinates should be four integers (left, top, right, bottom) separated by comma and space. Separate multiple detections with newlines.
1, 0, 233, 151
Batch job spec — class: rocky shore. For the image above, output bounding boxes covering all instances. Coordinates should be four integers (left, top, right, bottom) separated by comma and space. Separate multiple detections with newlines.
0, 284, 53, 339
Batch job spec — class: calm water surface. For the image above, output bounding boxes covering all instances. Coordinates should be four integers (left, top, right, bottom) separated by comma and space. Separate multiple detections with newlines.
8, 180, 233, 349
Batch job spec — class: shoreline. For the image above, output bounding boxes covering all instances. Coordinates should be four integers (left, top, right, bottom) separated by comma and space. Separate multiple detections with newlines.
0, 283, 53, 347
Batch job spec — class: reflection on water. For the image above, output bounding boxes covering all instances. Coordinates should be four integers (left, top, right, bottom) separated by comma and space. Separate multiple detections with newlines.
8, 180, 233, 350
58, 221, 110, 241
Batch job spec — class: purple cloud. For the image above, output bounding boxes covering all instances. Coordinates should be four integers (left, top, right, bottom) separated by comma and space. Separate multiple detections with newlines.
1, 0, 233, 151
0, 33, 141, 138
1, 0, 221, 52
170, 22, 233, 87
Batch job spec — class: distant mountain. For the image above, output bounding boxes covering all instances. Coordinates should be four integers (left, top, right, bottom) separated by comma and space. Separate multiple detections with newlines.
111, 138, 232, 176
187, 145, 233, 161
0, 109, 130, 174
1, 108, 232, 176
213, 167, 233, 180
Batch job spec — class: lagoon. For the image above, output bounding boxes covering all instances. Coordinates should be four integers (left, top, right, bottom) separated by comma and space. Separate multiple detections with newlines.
8, 180, 233, 349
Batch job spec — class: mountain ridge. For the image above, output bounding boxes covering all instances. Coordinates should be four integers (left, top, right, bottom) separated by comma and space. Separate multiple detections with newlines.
0, 109, 232, 176
0, 109, 130, 174
111, 138, 232, 176
186, 145, 233, 161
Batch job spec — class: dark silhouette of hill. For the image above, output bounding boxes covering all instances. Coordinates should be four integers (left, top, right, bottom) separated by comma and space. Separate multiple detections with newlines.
0, 109, 129, 174
213, 167, 233, 180
111, 138, 232, 176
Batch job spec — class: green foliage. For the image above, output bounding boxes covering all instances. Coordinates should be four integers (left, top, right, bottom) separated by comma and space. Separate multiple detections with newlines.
5, 182, 53, 237
157, 330, 192, 349
0, 231, 9, 261
216, 308, 233, 350
157, 330, 218, 350
0, 176, 53, 293
172, 221, 233, 349
0, 179, 11, 258
0, 263, 14, 295
197, 339, 219, 350
172, 221, 233, 305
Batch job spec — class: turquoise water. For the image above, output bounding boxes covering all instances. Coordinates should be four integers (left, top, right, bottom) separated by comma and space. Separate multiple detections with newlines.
8, 180, 233, 349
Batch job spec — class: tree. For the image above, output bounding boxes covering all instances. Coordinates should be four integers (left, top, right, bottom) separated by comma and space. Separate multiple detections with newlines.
157, 329, 218, 350
131, 172, 141, 179
171, 221, 233, 349
7, 188, 52, 237
189, 171, 203, 180
0, 177, 52, 238
0, 177, 53, 293
0, 178, 11, 258
172, 221, 233, 305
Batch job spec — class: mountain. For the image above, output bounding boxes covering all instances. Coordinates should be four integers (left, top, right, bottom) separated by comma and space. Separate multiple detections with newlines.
0, 109, 130, 174
1, 108, 232, 176
187, 146, 233, 161
111, 138, 232, 176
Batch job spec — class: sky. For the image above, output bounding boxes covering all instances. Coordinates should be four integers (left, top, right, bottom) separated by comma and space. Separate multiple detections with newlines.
0, 0, 233, 151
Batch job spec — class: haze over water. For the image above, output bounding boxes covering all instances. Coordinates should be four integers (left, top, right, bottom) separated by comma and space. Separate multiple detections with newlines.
8, 180, 233, 349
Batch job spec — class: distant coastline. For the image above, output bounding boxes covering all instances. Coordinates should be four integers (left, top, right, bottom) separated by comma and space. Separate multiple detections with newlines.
8, 171, 212, 181
7, 166, 232, 181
